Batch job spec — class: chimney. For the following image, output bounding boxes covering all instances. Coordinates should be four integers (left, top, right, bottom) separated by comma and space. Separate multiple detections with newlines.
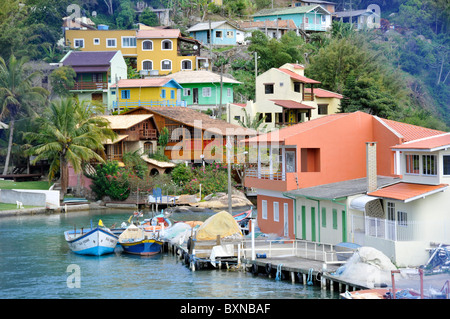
366, 142, 377, 192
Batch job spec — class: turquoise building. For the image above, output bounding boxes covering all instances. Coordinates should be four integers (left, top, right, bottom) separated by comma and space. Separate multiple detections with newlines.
252, 5, 332, 32
186, 21, 244, 46
165, 70, 241, 111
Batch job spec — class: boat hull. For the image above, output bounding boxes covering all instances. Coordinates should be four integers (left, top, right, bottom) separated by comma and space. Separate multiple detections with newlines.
120, 238, 163, 256
64, 227, 118, 256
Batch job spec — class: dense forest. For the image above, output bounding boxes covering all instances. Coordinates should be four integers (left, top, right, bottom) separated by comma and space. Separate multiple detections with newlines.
0, 0, 448, 130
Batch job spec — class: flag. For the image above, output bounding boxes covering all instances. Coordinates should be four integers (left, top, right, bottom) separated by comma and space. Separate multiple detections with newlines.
98, 219, 104, 227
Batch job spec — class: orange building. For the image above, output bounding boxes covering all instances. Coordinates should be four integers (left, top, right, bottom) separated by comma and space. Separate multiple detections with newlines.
243, 111, 445, 238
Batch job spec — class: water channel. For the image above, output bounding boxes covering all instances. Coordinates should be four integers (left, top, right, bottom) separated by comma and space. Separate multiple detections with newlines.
0, 208, 340, 299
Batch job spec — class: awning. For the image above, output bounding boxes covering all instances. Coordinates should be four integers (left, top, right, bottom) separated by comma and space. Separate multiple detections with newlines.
349, 195, 380, 212
368, 182, 448, 203
104, 134, 128, 144
270, 99, 315, 109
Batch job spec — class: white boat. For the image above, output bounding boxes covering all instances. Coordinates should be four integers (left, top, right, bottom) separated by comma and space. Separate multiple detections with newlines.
64, 220, 118, 256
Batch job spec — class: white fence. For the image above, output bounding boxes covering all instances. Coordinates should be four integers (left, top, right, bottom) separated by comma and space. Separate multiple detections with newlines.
352, 215, 450, 243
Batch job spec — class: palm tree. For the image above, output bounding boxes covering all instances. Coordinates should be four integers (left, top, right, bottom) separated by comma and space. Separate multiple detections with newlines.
25, 98, 116, 198
237, 109, 268, 132
0, 54, 48, 175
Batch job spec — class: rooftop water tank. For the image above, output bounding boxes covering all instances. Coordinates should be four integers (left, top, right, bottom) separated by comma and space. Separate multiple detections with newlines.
98, 24, 109, 30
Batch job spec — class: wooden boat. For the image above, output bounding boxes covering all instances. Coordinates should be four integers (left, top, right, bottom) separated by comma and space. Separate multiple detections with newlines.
233, 208, 252, 222
64, 220, 118, 256
118, 224, 162, 256
140, 214, 172, 232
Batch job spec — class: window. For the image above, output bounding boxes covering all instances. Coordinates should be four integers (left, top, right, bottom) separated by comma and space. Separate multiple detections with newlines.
215, 30, 223, 38
422, 155, 437, 175
294, 82, 301, 93
170, 90, 175, 99
227, 88, 231, 97
264, 83, 274, 94
181, 60, 192, 70
93, 38, 100, 45
161, 60, 172, 70
121, 90, 130, 99
332, 209, 338, 230
322, 207, 326, 228
405, 154, 420, 174
202, 87, 211, 97
226, 31, 234, 38
285, 151, 296, 173
144, 142, 154, 155
142, 40, 153, 50
142, 60, 152, 70
183, 88, 191, 96
318, 104, 328, 115
397, 211, 408, 226
106, 38, 116, 48
74, 39, 84, 48
444, 155, 450, 175
234, 116, 241, 121
161, 89, 166, 99
162, 40, 172, 50
262, 200, 267, 219
387, 202, 395, 221
265, 113, 272, 123
273, 202, 279, 222
122, 36, 136, 47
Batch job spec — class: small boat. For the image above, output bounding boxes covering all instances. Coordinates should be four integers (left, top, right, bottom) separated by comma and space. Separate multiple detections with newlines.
140, 214, 172, 232
233, 208, 252, 222
118, 224, 163, 256
64, 220, 118, 256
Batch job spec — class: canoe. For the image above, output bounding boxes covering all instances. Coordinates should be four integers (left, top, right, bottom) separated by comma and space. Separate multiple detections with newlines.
118, 224, 162, 256
64, 223, 118, 256
233, 208, 252, 222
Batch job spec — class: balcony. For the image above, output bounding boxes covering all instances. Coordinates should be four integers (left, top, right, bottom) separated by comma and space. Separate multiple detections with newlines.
244, 167, 298, 192
300, 23, 328, 32
140, 129, 157, 140
70, 82, 108, 91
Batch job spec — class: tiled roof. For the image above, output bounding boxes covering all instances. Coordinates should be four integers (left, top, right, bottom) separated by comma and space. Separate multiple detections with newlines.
100, 114, 154, 129
305, 88, 343, 99
111, 78, 179, 88
165, 70, 241, 84
391, 133, 450, 151
277, 68, 321, 84
62, 51, 117, 66
270, 99, 315, 109
368, 182, 448, 203
126, 106, 257, 136
377, 118, 445, 142
253, 5, 330, 17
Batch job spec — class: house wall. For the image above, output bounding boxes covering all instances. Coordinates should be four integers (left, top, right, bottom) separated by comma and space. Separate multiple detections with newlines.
116, 85, 179, 106
257, 192, 295, 238
180, 83, 235, 108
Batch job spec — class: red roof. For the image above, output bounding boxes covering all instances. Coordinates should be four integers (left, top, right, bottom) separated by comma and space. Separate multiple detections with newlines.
277, 68, 321, 84
305, 88, 343, 99
270, 100, 315, 109
368, 182, 448, 202
392, 133, 450, 151
378, 118, 445, 142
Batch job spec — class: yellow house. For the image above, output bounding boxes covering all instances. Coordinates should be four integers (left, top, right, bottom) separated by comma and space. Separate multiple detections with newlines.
64, 26, 209, 75
110, 77, 186, 111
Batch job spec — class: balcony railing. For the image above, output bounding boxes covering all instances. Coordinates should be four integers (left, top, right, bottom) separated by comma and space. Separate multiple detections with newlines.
245, 167, 286, 181
300, 23, 328, 31
70, 82, 108, 91
112, 100, 187, 109
140, 129, 157, 140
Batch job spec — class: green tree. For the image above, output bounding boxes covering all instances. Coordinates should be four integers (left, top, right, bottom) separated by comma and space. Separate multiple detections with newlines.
49, 66, 76, 98
88, 161, 130, 201
0, 54, 48, 175
139, 7, 159, 26
25, 98, 116, 197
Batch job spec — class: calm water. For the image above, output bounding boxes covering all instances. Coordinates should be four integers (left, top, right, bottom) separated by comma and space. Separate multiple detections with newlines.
0, 209, 339, 299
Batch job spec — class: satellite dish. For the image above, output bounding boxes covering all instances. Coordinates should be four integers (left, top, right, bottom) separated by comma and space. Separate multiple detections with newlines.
193, 45, 198, 50
92, 11, 97, 17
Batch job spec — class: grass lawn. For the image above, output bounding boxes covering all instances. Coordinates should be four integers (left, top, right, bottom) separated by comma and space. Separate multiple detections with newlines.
0, 180, 51, 190
0, 203, 42, 211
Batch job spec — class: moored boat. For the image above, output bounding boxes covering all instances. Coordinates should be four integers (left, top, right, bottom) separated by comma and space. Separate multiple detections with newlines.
64, 220, 118, 256
118, 223, 163, 256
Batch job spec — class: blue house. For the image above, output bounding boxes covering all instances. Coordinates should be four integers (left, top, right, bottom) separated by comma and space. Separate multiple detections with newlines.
252, 5, 332, 32
186, 21, 244, 46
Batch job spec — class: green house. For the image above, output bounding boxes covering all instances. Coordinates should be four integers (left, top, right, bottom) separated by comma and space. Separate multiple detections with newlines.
165, 70, 241, 112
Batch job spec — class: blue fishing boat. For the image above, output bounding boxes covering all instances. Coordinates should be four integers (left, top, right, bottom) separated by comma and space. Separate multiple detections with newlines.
118, 224, 162, 256
64, 220, 118, 256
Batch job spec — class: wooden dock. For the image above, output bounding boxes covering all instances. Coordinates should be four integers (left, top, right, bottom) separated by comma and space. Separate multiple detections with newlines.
161, 238, 373, 294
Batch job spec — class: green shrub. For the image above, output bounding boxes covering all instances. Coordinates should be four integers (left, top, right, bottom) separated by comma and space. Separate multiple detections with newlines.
88, 161, 130, 201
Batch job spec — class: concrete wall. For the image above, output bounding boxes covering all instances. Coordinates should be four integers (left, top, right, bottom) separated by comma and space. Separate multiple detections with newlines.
0, 189, 60, 209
